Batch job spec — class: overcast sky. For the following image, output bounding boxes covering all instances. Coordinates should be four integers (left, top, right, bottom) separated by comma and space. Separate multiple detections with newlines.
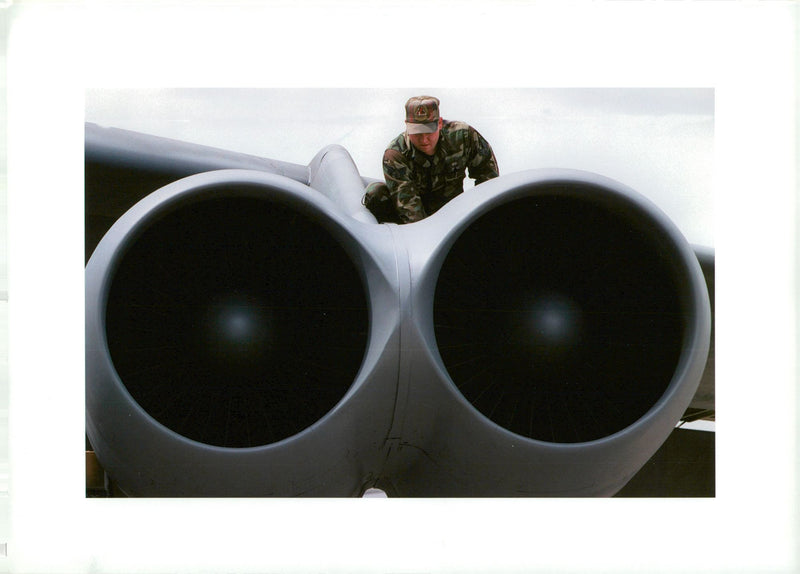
85, 87, 715, 246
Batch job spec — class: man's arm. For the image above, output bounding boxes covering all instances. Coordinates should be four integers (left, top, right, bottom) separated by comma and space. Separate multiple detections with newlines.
467, 127, 499, 184
383, 148, 427, 223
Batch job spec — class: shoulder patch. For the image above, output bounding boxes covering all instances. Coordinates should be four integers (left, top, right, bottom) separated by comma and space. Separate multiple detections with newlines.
443, 120, 470, 132
384, 148, 404, 162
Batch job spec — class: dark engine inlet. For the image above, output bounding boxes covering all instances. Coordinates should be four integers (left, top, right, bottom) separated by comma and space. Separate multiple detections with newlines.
104, 189, 369, 447
434, 184, 687, 443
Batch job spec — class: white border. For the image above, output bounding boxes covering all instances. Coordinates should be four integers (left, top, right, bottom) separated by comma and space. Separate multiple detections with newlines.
5, 2, 797, 573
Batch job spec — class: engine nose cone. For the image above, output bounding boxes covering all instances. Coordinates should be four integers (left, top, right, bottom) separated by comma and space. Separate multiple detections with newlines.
203, 293, 275, 367
524, 293, 583, 360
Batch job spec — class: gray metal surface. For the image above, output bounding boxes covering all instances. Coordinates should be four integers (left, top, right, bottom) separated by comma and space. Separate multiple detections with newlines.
85, 125, 713, 496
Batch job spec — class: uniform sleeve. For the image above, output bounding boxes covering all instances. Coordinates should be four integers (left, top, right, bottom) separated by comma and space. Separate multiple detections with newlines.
383, 148, 428, 223
466, 127, 499, 185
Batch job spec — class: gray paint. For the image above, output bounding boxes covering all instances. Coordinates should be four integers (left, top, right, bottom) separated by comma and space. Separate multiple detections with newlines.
85, 126, 712, 496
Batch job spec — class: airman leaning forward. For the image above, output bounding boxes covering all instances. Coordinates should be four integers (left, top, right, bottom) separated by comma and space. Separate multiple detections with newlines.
363, 96, 499, 223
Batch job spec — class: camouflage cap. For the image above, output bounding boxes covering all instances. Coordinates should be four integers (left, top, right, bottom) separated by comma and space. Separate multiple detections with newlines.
405, 96, 440, 134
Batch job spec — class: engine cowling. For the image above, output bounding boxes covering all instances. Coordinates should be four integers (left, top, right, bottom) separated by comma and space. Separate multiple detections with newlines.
376, 169, 711, 496
85, 126, 711, 497
85, 169, 399, 496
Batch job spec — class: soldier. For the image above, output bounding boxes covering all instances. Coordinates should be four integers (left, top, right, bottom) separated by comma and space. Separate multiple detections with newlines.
363, 95, 499, 223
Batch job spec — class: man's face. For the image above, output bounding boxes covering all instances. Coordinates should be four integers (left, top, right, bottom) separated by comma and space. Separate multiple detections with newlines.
408, 118, 442, 156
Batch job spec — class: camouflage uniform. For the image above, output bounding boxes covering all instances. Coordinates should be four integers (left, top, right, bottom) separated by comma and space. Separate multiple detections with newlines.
363, 96, 499, 224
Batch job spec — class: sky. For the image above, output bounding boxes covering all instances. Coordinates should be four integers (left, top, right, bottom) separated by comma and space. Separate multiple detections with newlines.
3, 2, 798, 574
85, 87, 716, 247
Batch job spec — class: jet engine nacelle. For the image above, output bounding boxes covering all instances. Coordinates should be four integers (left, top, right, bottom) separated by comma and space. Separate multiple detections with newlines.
379, 170, 711, 496
85, 126, 711, 496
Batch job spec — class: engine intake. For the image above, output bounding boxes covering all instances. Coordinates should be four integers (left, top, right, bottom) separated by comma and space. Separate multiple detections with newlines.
434, 184, 688, 443
104, 190, 369, 448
